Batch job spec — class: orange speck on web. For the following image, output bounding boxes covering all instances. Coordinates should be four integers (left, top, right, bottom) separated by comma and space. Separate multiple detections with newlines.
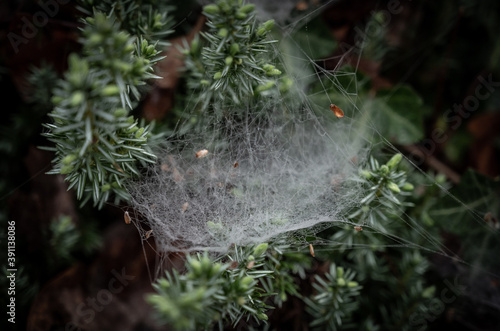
309, 244, 315, 257
124, 211, 131, 224
195, 149, 208, 158
330, 104, 344, 118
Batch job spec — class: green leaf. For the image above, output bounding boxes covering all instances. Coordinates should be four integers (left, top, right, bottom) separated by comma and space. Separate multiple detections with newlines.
371, 85, 425, 144
291, 17, 337, 60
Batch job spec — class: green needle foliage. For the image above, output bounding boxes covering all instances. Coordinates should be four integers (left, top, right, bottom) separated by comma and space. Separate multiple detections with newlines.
148, 244, 275, 330
325, 153, 438, 330
350, 153, 415, 230
42, 10, 169, 208
78, 0, 175, 43
328, 154, 417, 272
149, 241, 364, 330
304, 264, 361, 331
260, 245, 312, 308
183, 0, 280, 109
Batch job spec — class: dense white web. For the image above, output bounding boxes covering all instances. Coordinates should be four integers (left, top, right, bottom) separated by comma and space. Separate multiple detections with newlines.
126, 0, 500, 287
129, 79, 365, 253
126, 1, 398, 255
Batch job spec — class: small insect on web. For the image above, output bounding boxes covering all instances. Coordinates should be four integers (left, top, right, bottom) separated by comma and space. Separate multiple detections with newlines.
195, 149, 209, 158
124, 211, 131, 224
309, 244, 315, 257
330, 104, 344, 118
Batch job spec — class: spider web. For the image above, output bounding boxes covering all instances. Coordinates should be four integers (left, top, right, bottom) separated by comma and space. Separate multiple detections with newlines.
127, 0, 500, 295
